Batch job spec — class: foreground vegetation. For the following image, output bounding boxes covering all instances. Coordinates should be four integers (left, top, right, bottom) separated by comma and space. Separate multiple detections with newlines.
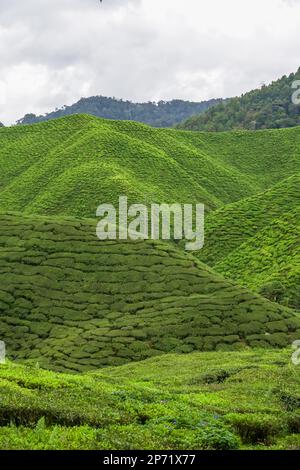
0, 349, 299, 450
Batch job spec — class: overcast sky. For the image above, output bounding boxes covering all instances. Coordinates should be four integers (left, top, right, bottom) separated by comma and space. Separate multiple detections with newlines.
0, 0, 300, 124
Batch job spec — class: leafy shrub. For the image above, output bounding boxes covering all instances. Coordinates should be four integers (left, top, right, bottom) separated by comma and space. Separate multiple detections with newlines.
278, 392, 300, 412
198, 369, 232, 384
259, 281, 286, 304
286, 413, 300, 434
226, 413, 285, 445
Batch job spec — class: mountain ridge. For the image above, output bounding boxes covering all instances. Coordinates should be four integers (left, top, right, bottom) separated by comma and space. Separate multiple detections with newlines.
178, 68, 300, 132
16, 96, 222, 128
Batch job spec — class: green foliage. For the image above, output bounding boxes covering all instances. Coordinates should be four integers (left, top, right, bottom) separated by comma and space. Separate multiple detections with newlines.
0, 111, 299, 451
198, 176, 300, 310
259, 281, 286, 304
226, 413, 285, 445
0, 115, 298, 321
0, 212, 299, 372
1, 114, 300, 219
179, 68, 300, 131
278, 392, 300, 412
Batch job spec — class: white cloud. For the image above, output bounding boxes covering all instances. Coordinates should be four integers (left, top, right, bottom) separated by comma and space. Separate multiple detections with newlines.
0, 0, 300, 124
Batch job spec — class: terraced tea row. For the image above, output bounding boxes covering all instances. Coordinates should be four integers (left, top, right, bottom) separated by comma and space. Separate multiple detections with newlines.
198, 175, 300, 309
0, 213, 299, 372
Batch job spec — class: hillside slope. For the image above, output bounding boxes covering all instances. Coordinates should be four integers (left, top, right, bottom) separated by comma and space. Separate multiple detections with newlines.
0, 115, 300, 218
16, 96, 222, 128
179, 68, 300, 132
198, 175, 300, 309
0, 212, 299, 373
214, 209, 300, 310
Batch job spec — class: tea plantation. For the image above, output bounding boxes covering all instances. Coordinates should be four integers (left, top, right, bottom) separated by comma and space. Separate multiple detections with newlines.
0, 115, 299, 450
0, 115, 300, 217
198, 175, 300, 309
0, 212, 299, 372
0, 349, 299, 450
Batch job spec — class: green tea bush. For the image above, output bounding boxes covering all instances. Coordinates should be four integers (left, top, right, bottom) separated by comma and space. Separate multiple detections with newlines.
226, 413, 285, 445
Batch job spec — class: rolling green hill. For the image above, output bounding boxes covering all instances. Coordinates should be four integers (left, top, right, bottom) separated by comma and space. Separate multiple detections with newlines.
0, 212, 299, 373
0, 349, 299, 450
198, 175, 300, 309
178, 68, 300, 132
1, 115, 300, 218
0, 119, 299, 371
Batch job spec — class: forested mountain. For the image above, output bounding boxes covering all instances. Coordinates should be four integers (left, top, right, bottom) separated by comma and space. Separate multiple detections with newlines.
179, 68, 300, 131
16, 96, 222, 128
